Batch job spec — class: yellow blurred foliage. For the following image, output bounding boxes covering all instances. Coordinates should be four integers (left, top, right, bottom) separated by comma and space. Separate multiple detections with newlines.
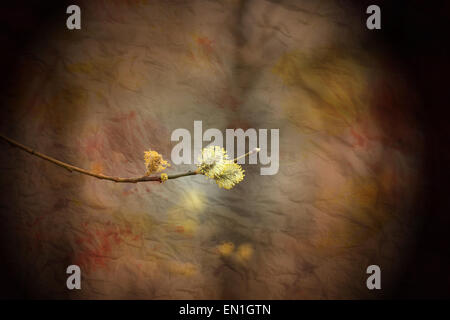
272, 50, 371, 137
168, 261, 197, 277
236, 243, 253, 262
217, 242, 235, 256
183, 190, 205, 212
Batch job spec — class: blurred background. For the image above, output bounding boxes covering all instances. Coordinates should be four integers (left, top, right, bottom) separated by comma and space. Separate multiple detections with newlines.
0, 0, 448, 299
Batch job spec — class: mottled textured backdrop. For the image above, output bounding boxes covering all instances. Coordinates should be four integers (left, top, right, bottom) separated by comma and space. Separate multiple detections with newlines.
0, 0, 432, 299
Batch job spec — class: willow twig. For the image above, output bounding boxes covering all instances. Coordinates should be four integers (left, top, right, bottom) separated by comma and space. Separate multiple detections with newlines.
0, 134, 260, 184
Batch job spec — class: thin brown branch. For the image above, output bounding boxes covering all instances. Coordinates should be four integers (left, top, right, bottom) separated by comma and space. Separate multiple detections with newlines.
0, 134, 198, 183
